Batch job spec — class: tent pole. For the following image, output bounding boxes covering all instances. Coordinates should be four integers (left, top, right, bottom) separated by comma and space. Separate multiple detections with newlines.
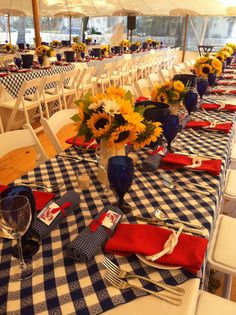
69, 16, 72, 43
182, 14, 189, 62
31, 0, 41, 47
7, 14, 11, 44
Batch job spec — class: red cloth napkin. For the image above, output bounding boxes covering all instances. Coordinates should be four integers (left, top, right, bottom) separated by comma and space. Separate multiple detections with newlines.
0, 184, 55, 211
200, 103, 236, 112
217, 81, 236, 86
160, 153, 222, 175
224, 75, 234, 79
65, 136, 97, 149
0, 73, 8, 77
105, 224, 208, 274
186, 121, 232, 133
211, 89, 236, 95
135, 96, 149, 103
224, 69, 235, 74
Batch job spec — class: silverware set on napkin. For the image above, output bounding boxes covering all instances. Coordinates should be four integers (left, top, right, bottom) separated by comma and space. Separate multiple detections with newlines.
103, 257, 184, 305
16, 180, 64, 192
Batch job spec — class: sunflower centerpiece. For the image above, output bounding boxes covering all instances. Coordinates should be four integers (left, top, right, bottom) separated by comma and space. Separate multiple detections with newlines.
151, 80, 186, 114
51, 40, 61, 48
4, 43, 15, 52
194, 55, 222, 86
73, 87, 162, 182
72, 42, 86, 59
120, 39, 130, 52
35, 45, 53, 67
101, 44, 110, 57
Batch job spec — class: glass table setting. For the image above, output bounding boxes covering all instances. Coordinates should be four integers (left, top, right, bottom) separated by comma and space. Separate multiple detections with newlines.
0, 89, 235, 314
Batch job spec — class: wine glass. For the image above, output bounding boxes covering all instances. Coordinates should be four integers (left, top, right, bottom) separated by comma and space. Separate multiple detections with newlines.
184, 90, 198, 116
197, 78, 208, 99
0, 195, 33, 280
162, 114, 180, 152
0, 185, 39, 258
107, 156, 134, 214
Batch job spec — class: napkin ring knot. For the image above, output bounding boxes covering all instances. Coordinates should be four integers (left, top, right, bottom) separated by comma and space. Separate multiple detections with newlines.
145, 224, 184, 261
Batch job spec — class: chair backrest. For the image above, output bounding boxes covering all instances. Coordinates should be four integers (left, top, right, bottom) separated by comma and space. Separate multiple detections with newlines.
122, 85, 138, 98
41, 108, 78, 154
159, 69, 172, 83
0, 112, 4, 134
134, 79, 151, 97
148, 73, 161, 87
43, 73, 63, 94
0, 124, 48, 164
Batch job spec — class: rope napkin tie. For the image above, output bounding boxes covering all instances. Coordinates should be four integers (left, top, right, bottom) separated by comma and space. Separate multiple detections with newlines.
145, 225, 184, 261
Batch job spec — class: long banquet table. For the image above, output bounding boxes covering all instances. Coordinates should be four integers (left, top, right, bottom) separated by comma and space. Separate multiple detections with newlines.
0, 85, 235, 314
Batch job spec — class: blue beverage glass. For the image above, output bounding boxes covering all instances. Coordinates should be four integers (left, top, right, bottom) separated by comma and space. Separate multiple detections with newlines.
197, 79, 208, 99
107, 156, 134, 214
208, 73, 217, 87
14, 57, 22, 69
184, 90, 198, 115
162, 114, 180, 151
56, 53, 62, 61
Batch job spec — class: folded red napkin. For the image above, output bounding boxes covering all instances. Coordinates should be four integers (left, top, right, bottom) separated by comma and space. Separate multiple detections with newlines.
200, 103, 236, 112
65, 136, 97, 149
217, 81, 236, 86
160, 153, 222, 175
0, 73, 8, 77
224, 69, 235, 74
210, 89, 226, 94
224, 75, 234, 79
186, 121, 232, 133
135, 96, 149, 103
105, 224, 208, 274
0, 184, 55, 211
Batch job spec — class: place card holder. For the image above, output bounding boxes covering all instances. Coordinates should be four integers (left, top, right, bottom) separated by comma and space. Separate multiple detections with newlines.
66, 205, 123, 262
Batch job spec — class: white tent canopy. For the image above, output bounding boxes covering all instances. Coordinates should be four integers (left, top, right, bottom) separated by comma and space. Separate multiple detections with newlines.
0, 0, 236, 17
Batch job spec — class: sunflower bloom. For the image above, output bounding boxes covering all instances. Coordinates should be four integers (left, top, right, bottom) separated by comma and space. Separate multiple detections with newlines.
172, 91, 180, 101
173, 80, 185, 93
109, 125, 137, 149
156, 92, 169, 103
106, 86, 126, 98
199, 64, 212, 78
134, 121, 162, 150
87, 112, 112, 138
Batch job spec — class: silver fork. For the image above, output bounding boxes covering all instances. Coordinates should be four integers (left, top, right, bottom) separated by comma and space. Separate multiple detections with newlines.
104, 270, 182, 306
102, 257, 185, 296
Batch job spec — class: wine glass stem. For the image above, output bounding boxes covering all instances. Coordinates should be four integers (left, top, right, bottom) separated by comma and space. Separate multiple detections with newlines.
16, 237, 26, 270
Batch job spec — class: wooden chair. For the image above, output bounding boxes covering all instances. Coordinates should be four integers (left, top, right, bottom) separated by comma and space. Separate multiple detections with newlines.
0, 123, 48, 165
41, 108, 78, 154
0, 77, 44, 132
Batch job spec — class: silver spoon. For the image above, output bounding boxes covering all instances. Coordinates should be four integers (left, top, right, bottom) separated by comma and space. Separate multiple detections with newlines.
154, 209, 203, 229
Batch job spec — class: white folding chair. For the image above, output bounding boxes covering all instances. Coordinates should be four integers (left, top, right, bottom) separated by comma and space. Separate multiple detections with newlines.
134, 79, 151, 98
41, 73, 63, 119
41, 108, 78, 154
78, 66, 96, 97
207, 215, 236, 299
122, 85, 138, 98
60, 70, 79, 109
0, 77, 44, 132
195, 290, 236, 315
0, 123, 48, 165
148, 72, 162, 88
159, 69, 172, 83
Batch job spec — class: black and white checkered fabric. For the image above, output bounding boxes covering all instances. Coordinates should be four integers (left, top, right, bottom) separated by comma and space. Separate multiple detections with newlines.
0, 64, 75, 98
0, 96, 235, 314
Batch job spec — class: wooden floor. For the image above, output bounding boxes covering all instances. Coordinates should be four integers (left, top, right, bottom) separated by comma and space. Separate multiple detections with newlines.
0, 124, 236, 303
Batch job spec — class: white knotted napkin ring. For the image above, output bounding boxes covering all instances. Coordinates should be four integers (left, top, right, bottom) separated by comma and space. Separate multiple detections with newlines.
208, 121, 217, 128
218, 103, 225, 110
145, 224, 184, 262
187, 157, 202, 169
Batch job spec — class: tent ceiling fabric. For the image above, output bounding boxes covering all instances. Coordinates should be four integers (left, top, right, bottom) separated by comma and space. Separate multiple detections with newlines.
0, 0, 236, 16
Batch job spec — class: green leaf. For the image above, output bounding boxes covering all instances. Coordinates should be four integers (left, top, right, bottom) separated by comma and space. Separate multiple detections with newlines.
71, 114, 80, 122
124, 90, 133, 102
77, 122, 89, 136
134, 105, 146, 115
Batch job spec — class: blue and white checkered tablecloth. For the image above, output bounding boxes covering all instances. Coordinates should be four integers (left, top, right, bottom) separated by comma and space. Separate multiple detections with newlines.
0, 64, 75, 99
0, 103, 235, 314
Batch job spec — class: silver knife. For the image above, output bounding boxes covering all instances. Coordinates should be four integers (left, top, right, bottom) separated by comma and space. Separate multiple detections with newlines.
134, 216, 205, 235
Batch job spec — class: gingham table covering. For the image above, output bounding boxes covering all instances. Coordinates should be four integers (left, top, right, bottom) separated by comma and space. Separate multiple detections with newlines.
0, 99, 235, 314
0, 64, 75, 99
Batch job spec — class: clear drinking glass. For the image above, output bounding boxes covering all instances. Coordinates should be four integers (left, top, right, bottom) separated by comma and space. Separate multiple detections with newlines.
0, 195, 33, 280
